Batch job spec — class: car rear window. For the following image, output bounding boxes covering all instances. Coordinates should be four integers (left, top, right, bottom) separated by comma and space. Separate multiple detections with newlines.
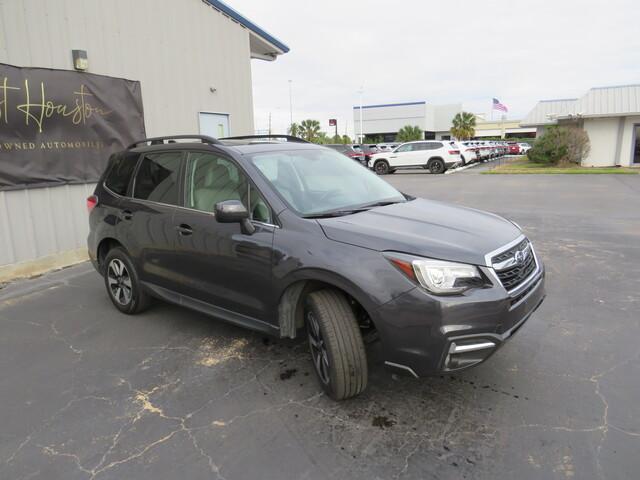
104, 152, 139, 196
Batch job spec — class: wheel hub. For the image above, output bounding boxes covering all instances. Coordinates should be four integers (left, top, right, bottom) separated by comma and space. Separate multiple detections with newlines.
306, 310, 330, 385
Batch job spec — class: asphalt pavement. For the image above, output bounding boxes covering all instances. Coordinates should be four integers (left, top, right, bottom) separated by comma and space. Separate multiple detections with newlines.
1, 170, 639, 480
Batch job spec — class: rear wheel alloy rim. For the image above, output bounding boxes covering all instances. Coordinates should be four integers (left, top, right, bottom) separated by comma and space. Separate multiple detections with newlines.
430, 161, 444, 174
306, 311, 330, 385
107, 259, 132, 305
375, 162, 387, 174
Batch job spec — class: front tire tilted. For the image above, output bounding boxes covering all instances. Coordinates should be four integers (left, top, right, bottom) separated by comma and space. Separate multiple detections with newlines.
305, 290, 368, 400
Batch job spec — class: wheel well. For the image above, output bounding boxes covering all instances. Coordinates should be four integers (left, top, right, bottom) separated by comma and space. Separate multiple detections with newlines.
428, 156, 444, 165
278, 280, 376, 340
374, 158, 388, 164
96, 238, 125, 271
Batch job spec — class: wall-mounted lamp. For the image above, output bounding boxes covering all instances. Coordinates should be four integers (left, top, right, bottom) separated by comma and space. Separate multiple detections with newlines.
72, 50, 88, 71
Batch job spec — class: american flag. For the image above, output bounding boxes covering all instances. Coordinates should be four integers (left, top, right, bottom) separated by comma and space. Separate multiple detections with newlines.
493, 98, 508, 112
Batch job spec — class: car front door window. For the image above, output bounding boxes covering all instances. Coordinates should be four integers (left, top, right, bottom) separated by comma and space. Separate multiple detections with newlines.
185, 152, 272, 223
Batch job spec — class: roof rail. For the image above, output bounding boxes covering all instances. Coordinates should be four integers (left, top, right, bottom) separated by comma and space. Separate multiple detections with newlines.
127, 135, 221, 149
220, 134, 310, 144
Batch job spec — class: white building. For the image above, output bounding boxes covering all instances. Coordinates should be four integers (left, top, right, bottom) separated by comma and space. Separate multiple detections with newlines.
0, 0, 288, 279
353, 101, 462, 142
521, 85, 640, 167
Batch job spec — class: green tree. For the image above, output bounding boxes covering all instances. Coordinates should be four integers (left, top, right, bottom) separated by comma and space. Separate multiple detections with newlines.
288, 122, 301, 137
396, 125, 423, 143
450, 112, 476, 140
331, 134, 343, 144
299, 119, 321, 142
315, 131, 330, 144
364, 134, 383, 144
341, 134, 352, 144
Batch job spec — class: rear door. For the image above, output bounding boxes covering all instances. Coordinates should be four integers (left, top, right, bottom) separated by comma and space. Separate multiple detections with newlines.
123, 150, 184, 291
171, 150, 276, 322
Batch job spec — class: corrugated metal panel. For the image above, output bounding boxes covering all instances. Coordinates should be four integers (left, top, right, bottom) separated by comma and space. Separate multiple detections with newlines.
0, 0, 257, 137
520, 99, 578, 126
575, 85, 640, 117
0, 184, 94, 267
0, 0, 282, 268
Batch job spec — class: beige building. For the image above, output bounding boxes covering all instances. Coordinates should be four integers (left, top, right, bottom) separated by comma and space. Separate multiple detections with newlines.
0, 0, 288, 278
521, 85, 640, 167
473, 119, 535, 139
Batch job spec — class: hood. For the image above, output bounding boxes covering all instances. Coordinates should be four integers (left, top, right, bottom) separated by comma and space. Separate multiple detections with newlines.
317, 198, 521, 266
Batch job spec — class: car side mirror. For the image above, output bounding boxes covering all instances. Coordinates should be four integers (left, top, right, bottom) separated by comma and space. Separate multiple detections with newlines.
214, 200, 255, 235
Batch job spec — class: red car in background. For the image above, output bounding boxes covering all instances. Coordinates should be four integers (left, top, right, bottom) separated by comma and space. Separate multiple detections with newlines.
507, 142, 520, 155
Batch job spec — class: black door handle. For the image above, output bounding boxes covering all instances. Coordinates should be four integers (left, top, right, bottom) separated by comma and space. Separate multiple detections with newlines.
122, 209, 133, 220
175, 224, 193, 236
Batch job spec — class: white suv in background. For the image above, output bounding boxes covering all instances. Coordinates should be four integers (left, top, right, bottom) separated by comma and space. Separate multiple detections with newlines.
369, 141, 462, 175
455, 141, 479, 165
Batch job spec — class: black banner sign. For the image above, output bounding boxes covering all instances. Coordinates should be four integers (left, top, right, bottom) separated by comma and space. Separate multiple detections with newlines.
0, 63, 145, 190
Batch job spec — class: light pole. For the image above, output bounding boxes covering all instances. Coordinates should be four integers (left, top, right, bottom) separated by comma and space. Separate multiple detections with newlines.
288, 80, 293, 130
358, 85, 364, 144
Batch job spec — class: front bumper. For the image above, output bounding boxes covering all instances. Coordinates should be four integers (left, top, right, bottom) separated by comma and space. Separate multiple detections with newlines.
372, 261, 546, 377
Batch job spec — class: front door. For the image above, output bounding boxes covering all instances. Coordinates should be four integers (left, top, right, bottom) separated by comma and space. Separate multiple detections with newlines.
172, 151, 276, 322
199, 112, 230, 138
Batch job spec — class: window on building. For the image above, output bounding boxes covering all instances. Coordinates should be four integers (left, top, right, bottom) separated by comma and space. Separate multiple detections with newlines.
133, 152, 182, 205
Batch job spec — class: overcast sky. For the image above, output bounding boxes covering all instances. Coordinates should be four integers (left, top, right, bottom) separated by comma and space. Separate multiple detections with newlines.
231, 0, 640, 138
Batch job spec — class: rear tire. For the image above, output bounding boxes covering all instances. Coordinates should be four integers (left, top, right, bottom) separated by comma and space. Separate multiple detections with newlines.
428, 158, 446, 174
305, 290, 368, 400
104, 247, 151, 314
374, 160, 390, 175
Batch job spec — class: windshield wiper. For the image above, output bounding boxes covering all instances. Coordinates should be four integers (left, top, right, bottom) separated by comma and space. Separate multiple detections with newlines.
303, 200, 406, 219
303, 208, 367, 219
357, 200, 404, 209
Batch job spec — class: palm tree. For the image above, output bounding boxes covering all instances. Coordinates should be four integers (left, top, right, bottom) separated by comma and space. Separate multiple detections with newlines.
299, 119, 321, 142
396, 125, 423, 143
288, 122, 301, 137
450, 112, 476, 140
316, 132, 330, 144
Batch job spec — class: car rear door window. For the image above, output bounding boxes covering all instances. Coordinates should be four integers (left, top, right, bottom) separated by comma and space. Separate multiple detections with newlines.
133, 152, 182, 205
104, 152, 139, 196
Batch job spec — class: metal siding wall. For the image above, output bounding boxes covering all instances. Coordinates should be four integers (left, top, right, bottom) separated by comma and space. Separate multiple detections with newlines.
0, 184, 94, 267
0, 0, 257, 267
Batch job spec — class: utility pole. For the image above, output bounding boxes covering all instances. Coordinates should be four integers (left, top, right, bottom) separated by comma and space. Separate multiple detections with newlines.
358, 85, 364, 144
268, 112, 272, 136
288, 80, 293, 129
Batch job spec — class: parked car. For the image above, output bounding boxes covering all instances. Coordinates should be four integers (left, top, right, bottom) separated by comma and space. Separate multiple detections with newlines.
325, 144, 366, 165
376, 143, 399, 153
369, 140, 462, 175
518, 142, 532, 154
453, 141, 478, 165
507, 142, 520, 155
358, 144, 379, 162
88, 134, 545, 400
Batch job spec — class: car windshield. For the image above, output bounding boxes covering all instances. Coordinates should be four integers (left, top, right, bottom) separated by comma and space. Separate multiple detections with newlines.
248, 148, 406, 217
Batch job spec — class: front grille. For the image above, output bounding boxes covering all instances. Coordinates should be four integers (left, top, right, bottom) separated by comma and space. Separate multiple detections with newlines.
492, 239, 537, 291
492, 238, 528, 264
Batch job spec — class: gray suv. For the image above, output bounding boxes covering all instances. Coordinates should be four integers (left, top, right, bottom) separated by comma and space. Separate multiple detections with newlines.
88, 134, 545, 400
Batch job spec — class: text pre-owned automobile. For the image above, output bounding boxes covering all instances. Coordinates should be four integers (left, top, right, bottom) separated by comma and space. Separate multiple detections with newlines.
88, 134, 545, 400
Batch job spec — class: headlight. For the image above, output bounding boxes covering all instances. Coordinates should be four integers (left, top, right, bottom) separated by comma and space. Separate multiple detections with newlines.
385, 254, 485, 295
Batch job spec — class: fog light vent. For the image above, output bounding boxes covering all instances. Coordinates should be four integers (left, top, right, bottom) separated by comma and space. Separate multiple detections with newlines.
445, 340, 496, 371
